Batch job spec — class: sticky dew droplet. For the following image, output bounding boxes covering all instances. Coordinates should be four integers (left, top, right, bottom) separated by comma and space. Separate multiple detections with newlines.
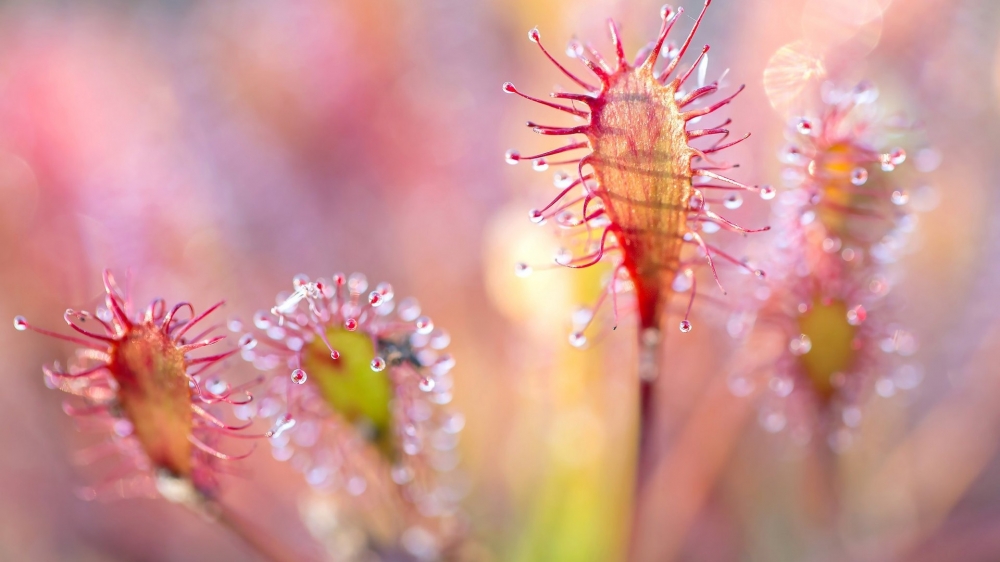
291, 369, 308, 384
415, 316, 434, 335
851, 167, 868, 186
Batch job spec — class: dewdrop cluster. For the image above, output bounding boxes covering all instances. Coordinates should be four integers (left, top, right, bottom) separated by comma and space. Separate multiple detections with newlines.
732, 83, 925, 448
13, 270, 258, 503
237, 273, 464, 554
506, 1, 769, 352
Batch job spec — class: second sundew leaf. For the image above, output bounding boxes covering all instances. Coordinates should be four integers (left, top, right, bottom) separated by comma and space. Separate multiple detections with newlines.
301, 327, 393, 453
796, 298, 857, 401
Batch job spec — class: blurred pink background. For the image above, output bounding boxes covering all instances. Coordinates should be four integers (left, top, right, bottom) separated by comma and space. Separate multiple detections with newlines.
0, 0, 998, 560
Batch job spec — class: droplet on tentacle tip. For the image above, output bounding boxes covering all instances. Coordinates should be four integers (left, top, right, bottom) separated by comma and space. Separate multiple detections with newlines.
418, 378, 435, 392
679, 320, 693, 333
344, 318, 358, 331
370, 357, 386, 372
238, 333, 257, 350
760, 185, 776, 200
13, 316, 27, 331
851, 167, 868, 186
415, 316, 434, 335
290, 369, 308, 385
569, 332, 587, 348
505, 149, 521, 165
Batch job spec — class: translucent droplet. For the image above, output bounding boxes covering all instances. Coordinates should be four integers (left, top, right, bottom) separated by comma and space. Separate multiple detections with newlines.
528, 27, 540, 43
252, 311, 273, 331
267, 414, 296, 438
505, 149, 520, 165
891, 190, 909, 205
292, 273, 310, 288
796, 118, 813, 135
760, 185, 776, 200
889, 148, 906, 165
502, 82, 516, 94
13, 316, 27, 331
821, 237, 842, 253
330, 350, 341, 360
724, 194, 743, 210
846, 305, 867, 326
789, 334, 812, 355
842, 406, 862, 428
780, 145, 802, 164
569, 332, 587, 347
397, 298, 421, 321
851, 167, 868, 186
290, 369, 307, 385
553, 171, 572, 188
368, 291, 384, 307
238, 333, 257, 349
679, 319, 692, 333
392, 464, 414, 484
415, 316, 434, 335
532, 158, 549, 172
346, 476, 367, 496
760, 411, 787, 433
528, 209, 545, 224
347, 273, 368, 294
514, 263, 533, 278
852, 81, 879, 104
227, 318, 243, 332
375, 282, 394, 301
429, 329, 451, 350
660, 4, 674, 20
203, 377, 227, 396
418, 378, 435, 392
371, 357, 386, 372
769, 376, 794, 397
344, 318, 358, 331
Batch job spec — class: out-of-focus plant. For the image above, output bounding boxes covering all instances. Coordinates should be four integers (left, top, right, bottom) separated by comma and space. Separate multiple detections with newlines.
503, 1, 771, 555
242, 273, 466, 560
11, 270, 308, 561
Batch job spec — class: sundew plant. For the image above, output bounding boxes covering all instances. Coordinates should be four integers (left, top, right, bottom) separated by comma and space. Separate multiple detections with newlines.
1, 1, 997, 562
